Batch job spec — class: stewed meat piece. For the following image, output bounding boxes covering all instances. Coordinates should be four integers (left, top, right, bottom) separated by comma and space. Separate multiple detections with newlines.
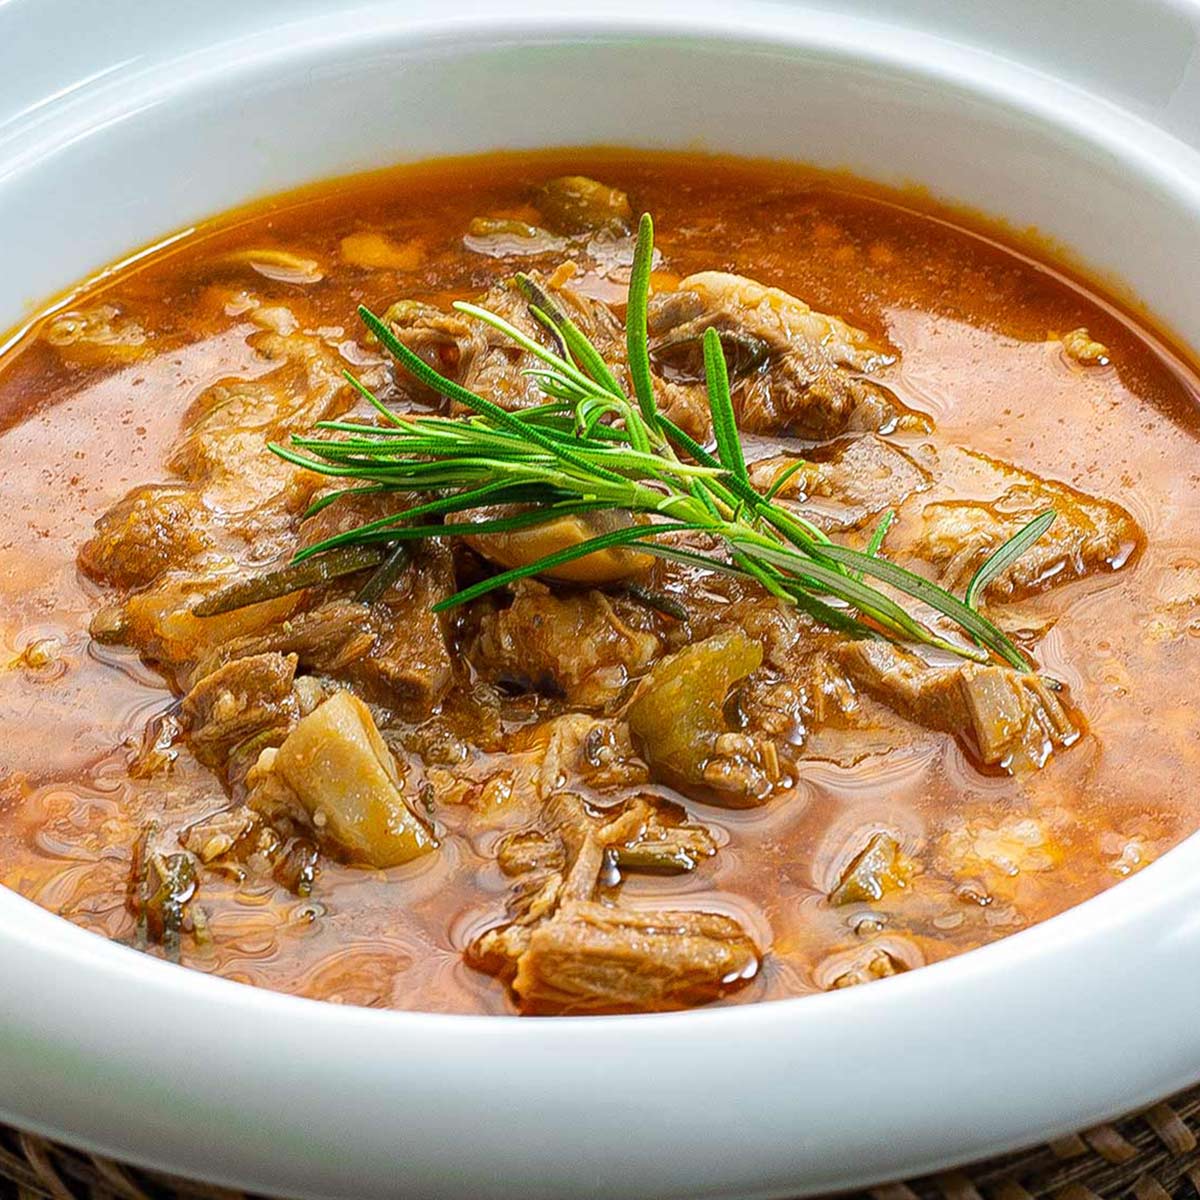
78, 484, 211, 590
181, 651, 299, 770
836, 640, 1079, 771
913, 454, 1141, 601
512, 900, 759, 1015
472, 791, 756, 1013
647, 272, 924, 440
382, 272, 627, 412
466, 580, 662, 707
748, 435, 934, 533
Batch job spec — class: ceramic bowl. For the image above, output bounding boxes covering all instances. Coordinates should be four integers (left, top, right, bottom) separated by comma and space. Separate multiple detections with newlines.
2, 2, 1200, 1196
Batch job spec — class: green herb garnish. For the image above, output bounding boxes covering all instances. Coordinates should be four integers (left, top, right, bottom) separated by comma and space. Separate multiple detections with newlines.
270, 214, 1048, 671
965, 510, 1057, 611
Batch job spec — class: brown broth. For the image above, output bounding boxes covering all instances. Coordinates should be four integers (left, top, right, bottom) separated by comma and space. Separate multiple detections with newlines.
1, 150, 1198, 1013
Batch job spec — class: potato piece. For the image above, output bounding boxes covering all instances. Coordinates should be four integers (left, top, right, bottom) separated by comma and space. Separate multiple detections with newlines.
274, 691, 435, 868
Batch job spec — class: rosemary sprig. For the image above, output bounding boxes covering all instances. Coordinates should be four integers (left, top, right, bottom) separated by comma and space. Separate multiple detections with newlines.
270, 214, 1053, 671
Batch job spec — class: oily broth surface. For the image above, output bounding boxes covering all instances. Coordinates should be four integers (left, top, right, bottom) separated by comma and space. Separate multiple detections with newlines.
1, 152, 1198, 1012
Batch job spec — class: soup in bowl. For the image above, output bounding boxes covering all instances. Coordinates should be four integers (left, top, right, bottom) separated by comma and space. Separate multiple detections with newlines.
2, 149, 1195, 1015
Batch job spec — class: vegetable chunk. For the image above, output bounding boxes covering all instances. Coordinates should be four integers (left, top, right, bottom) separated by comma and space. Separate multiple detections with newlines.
274, 691, 435, 868
536, 176, 633, 235
829, 833, 912, 905
627, 629, 773, 804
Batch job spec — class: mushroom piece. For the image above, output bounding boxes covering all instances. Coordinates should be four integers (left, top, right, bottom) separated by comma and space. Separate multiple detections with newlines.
454, 506, 654, 584
536, 176, 633, 236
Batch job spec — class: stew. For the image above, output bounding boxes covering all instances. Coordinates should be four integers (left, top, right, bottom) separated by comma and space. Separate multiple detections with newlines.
0, 151, 1197, 1014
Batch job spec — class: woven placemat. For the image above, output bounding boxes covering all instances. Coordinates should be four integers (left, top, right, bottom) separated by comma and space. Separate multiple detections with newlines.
4, 1085, 1200, 1200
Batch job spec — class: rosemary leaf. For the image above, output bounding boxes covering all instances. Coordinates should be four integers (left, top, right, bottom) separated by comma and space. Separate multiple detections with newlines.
704, 326, 748, 482
355, 542, 412, 604
626, 213, 659, 427
193, 545, 383, 617
965, 510, 1057, 611
763, 459, 808, 502
263, 211, 1055, 673
807, 542, 1029, 669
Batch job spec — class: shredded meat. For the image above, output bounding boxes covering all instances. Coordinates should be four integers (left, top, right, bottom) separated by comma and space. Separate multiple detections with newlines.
836, 640, 1079, 770
471, 790, 754, 1013
467, 580, 661, 707
912, 451, 1141, 601
647, 272, 923, 440
191, 600, 378, 681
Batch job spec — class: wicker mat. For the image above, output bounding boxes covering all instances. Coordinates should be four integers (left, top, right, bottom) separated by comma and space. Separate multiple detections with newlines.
4, 1085, 1200, 1200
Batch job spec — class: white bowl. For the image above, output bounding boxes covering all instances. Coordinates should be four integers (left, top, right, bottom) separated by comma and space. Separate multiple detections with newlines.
3, 2, 1200, 1197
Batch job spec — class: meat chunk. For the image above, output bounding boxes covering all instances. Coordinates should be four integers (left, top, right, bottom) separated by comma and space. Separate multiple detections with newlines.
836, 640, 1079, 771
181, 651, 299, 770
473, 788, 749, 1013
647, 272, 921, 440
511, 900, 759, 1015
169, 329, 352, 510
296, 493, 457, 717
467, 580, 661, 707
382, 273, 626, 413
79, 484, 211, 590
348, 542, 456, 718
912, 453, 1141, 601
467, 273, 627, 409
496, 792, 715, 879
748, 435, 933, 533
93, 568, 305, 685
378, 299, 486, 395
